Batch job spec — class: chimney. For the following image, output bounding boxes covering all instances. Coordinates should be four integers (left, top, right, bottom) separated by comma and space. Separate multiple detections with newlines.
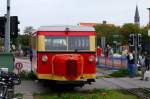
103, 21, 107, 24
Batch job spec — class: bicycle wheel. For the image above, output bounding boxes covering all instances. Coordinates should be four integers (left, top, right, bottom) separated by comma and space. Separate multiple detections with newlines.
6, 87, 14, 99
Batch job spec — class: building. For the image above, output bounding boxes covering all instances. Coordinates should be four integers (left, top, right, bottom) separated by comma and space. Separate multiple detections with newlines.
79, 21, 114, 27
134, 5, 140, 26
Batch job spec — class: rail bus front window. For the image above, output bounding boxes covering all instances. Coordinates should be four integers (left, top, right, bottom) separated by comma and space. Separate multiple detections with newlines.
45, 36, 67, 51
68, 36, 89, 51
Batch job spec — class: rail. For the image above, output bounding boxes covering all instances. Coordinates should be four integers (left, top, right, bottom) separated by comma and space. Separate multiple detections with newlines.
101, 78, 150, 99
97, 56, 128, 69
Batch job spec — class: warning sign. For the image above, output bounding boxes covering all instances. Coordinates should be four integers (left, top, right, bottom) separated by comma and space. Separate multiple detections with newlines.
15, 62, 23, 70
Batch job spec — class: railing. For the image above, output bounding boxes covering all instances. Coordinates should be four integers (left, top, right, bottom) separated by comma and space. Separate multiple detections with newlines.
97, 56, 128, 69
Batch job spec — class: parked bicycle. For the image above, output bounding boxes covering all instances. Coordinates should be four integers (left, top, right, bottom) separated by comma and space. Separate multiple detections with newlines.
0, 69, 21, 99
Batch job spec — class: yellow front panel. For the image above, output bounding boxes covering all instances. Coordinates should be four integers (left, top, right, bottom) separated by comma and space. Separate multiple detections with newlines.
38, 35, 45, 51
37, 74, 96, 81
90, 36, 96, 51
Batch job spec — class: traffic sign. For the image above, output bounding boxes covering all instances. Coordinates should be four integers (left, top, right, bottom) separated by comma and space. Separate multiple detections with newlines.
15, 62, 23, 70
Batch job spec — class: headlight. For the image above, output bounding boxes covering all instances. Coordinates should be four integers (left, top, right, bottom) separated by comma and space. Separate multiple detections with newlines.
89, 56, 95, 62
42, 55, 48, 62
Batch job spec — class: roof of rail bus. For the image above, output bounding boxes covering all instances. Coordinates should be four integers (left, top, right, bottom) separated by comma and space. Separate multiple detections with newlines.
32, 26, 95, 36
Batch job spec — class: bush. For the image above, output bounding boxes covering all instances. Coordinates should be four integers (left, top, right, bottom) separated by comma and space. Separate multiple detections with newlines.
19, 70, 37, 80
60, 94, 84, 99
109, 68, 128, 77
14, 93, 23, 99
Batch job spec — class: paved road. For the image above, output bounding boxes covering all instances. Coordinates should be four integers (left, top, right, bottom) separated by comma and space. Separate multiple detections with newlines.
15, 80, 48, 99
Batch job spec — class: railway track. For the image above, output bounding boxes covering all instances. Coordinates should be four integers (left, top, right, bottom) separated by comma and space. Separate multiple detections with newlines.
127, 88, 150, 99
101, 78, 150, 99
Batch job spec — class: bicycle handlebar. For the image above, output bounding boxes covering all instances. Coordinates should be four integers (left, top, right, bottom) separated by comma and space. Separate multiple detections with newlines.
0, 72, 21, 86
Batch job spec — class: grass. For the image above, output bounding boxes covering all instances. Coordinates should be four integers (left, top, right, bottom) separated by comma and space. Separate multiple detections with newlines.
96, 68, 114, 78
33, 89, 138, 99
109, 68, 141, 78
14, 93, 23, 99
109, 68, 128, 77
19, 70, 37, 80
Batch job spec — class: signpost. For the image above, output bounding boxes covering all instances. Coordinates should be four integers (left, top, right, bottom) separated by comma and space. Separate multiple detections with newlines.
129, 34, 142, 75
15, 62, 23, 74
0, 0, 14, 72
148, 29, 150, 37
101, 37, 105, 53
4, 0, 11, 52
147, 8, 150, 55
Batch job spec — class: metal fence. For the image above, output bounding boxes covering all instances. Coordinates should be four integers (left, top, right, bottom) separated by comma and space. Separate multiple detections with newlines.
97, 56, 128, 69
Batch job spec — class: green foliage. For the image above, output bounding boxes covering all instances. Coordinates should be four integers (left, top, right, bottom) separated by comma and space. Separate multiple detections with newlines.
19, 70, 36, 80
87, 95, 99, 99
94, 23, 148, 46
109, 68, 128, 77
33, 89, 138, 99
18, 35, 30, 47
17, 26, 34, 55
61, 94, 84, 99
94, 24, 120, 45
24, 26, 35, 35
18, 35, 30, 55
14, 93, 23, 99
119, 23, 140, 43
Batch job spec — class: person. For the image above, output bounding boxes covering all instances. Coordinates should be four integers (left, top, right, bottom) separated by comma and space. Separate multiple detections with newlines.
127, 51, 135, 78
104, 44, 109, 58
29, 47, 33, 62
108, 47, 113, 56
139, 53, 146, 80
145, 52, 150, 71
29, 47, 33, 72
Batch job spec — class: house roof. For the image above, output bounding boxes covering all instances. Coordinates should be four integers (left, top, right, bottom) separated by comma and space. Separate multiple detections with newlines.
35, 25, 95, 32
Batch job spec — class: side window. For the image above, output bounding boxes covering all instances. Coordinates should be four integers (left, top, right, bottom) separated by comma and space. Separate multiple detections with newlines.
45, 36, 67, 50
68, 36, 89, 50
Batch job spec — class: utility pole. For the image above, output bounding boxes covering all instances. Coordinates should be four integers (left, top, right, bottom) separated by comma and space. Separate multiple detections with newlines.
101, 36, 105, 53
129, 34, 141, 75
134, 34, 138, 74
147, 8, 150, 53
148, 8, 150, 27
4, 0, 11, 52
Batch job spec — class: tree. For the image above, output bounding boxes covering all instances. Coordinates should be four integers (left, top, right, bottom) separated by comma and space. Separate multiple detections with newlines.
23, 26, 35, 46
24, 26, 35, 35
17, 26, 35, 55
120, 23, 140, 43
140, 26, 149, 51
94, 24, 120, 46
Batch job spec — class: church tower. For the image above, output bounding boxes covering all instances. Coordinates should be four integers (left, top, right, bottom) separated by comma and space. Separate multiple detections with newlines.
134, 5, 140, 26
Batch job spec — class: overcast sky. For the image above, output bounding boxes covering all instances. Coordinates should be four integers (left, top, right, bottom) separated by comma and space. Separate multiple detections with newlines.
0, 0, 150, 33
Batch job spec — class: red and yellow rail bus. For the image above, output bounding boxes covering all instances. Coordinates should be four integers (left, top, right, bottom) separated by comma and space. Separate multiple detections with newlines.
31, 26, 96, 87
